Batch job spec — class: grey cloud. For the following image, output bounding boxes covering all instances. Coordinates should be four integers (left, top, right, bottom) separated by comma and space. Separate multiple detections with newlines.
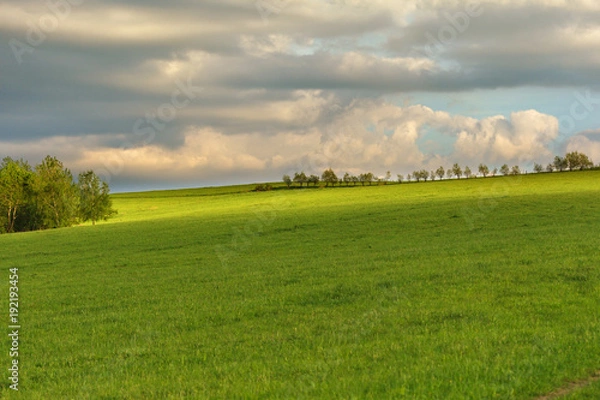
2, 0, 600, 190
389, 3, 600, 88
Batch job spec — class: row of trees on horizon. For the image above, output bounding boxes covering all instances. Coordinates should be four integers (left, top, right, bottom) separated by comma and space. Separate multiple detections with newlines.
0, 156, 116, 234
282, 151, 596, 188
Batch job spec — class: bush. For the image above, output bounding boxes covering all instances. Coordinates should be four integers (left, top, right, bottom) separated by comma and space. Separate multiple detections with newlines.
254, 184, 272, 192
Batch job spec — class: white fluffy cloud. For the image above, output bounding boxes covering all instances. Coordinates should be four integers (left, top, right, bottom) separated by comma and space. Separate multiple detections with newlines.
566, 131, 600, 164
453, 110, 559, 164
3, 96, 564, 184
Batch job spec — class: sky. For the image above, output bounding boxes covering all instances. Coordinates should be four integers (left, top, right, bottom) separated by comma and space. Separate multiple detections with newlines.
1, 0, 600, 192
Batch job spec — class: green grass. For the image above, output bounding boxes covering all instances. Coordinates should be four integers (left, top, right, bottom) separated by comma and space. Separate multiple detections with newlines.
1, 171, 600, 399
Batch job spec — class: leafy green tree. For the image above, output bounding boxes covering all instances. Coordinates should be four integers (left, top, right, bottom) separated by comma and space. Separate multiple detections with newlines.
358, 174, 365, 185
32, 156, 79, 229
343, 172, 351, 186
565, 151, 593, 170
452, 163, 462, 179
446, 169, 453, 179
478, 163, 489, 177
282, 174, 292, 188
412, 170, 429, 182
491, 167, 498, 176
436, 166, 445, 180
533, 163, 543, 173
546, 163, 554, 172
464, 166, 472, 179
359, 172, 374, 185
510, 165, 521, 175
397, 174, 404, 183
582, 154, 594, 169
293, 172, 307, 187
77, 171, 117, 225
500, 164, 510, 176
351, 175, 359, 186
553, 156, 567, 172
0, 158, 33, 233
565, 152, 580, 170
321, 168, 338, 187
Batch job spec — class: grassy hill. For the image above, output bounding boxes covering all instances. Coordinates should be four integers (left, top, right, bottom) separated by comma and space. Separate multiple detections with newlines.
2, 171, 600, 398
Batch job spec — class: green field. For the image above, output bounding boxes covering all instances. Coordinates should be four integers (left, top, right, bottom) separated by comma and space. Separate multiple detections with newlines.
2, 171, 600, 399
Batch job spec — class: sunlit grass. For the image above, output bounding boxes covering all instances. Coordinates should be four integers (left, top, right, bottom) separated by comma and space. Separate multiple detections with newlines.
1, 171, 599, 398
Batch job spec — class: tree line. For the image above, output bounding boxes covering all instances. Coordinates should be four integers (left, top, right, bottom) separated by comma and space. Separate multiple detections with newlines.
0, 155, 116, 234
283, 151, 595, 188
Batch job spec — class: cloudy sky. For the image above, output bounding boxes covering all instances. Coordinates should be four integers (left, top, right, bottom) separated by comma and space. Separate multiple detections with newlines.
2, 0, 600, 191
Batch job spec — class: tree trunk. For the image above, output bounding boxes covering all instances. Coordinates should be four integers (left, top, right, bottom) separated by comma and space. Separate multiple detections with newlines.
7, 206, 14, 233
9, 205, 18, 233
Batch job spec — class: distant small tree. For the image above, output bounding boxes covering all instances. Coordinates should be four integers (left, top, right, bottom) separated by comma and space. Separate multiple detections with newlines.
407, 173, 412, 182
397, 174, 404, 183
580, 153, 594, 169
500, 164, 510, 176
478, 163, 489, 177
308, 174, 320, 186
430, 170, 436, 181
351, 175, 359, 186
446, 169, 453, 179
491, 167, 498, 176
533, 163, 543, 173
412, 171, 420, 182
293, 172, 307, 187
343, 172, 351, 186
283, 174, 292, 188
436, 166, 445, 180
464, 166, 472, 179
510, 165, 521, 175
452, 163, 462, 179
421, 170, 430, 182
359, 173, 367, 186
565, 151, 593, 170
77, 170, 117, 226
384, 171, 391, 184
546, 163, 554, 172
321, 168, 337, 186
553, 156, 567, 172
565, 152, 580, 170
